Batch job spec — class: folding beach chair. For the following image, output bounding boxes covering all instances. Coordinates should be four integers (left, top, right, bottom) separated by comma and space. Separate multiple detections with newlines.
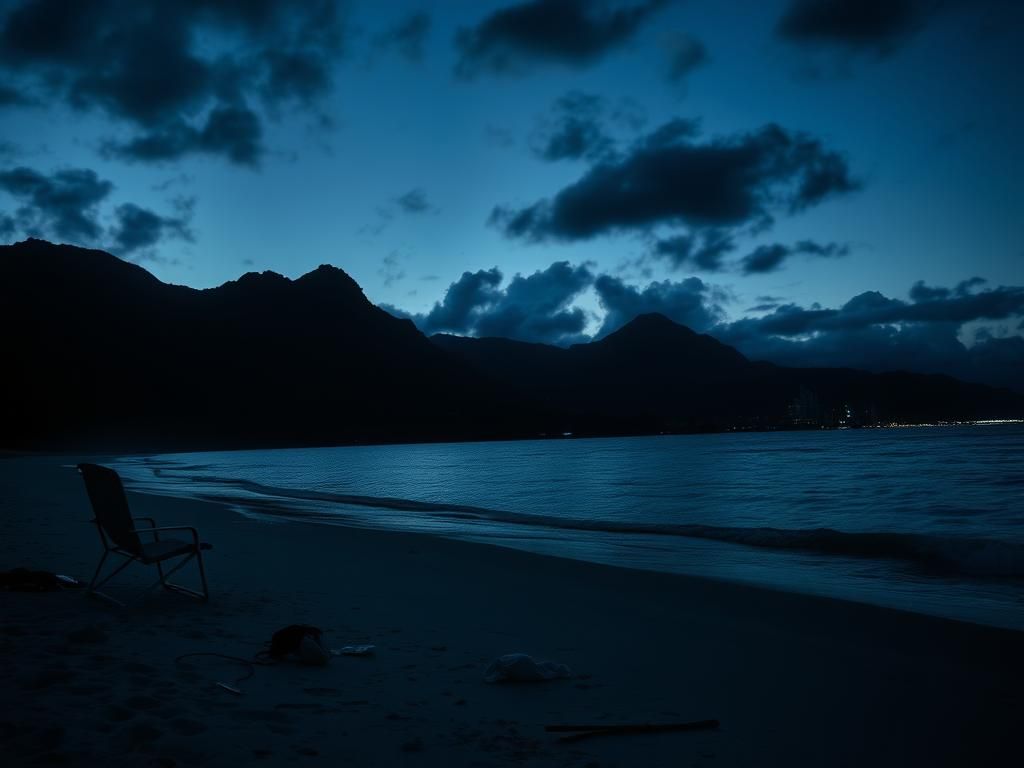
78, 463, 210, 607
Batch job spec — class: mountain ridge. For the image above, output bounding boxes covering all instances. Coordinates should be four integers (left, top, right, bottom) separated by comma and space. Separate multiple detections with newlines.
3, 239, 1022, 450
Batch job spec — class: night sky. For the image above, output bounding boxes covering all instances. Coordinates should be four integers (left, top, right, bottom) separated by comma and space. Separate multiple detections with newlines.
1, 0, 1022, 389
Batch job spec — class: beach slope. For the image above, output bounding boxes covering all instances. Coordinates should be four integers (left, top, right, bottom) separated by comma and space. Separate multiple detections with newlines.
1, 456, 1020, 766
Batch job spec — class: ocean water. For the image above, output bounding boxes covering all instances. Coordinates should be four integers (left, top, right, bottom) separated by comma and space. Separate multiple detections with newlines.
113, 424, 1024, 630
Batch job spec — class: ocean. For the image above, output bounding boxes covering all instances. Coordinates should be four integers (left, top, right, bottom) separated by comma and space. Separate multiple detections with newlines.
113, 424, 1024, 630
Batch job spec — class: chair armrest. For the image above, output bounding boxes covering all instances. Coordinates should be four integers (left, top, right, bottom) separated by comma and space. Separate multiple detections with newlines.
132, 517, 159, 540
129, 525, 200, 546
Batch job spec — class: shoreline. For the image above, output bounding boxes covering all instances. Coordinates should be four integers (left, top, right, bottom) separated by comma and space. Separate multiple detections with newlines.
5, 416, 1024, 459
109, 436, 1024, 633
2, 455, 1021, 765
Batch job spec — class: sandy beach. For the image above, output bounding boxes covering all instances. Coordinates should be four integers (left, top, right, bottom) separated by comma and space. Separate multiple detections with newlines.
2, 454, 1021, 767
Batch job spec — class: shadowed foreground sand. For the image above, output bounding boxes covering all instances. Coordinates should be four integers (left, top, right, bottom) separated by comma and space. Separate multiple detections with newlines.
1, 455, 1021, 767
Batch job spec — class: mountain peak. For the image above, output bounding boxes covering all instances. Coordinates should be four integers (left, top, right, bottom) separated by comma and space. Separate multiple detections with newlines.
626, 312, 695, 332
1, 238, 162, 288
295, 263, 365, 297
602, 312, 699, 344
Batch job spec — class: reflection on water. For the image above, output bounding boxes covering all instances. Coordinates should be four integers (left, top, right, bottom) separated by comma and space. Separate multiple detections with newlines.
115, 424, 1024, 630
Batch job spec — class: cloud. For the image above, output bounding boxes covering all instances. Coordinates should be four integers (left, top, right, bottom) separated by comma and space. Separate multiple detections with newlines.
651, 231, 735, 272
664, 33, 708, 83
109, 200, 193, 257
594, 274, 727, 336
491, 121, 858, 243
386, 262, 594, 345
386, 261, 1024, 390
0, 213, 16, 239
776, 0, 938, 55
0, 0, 346, 165
474, 261, 594, 342
394, 267, 504, 335
455, 0, 667, 77
0, 83, 36, 107
104, 106, 264, 166
740, 239, 848, 273
909, 280, 949, 302
395, 188, 434, 214
715, 279, 1024, 390
379, 251, 406, 287
531, 91, 615, 162
0, 164, 192, 254
0, 166, 112, 242
375, 11, 431, 62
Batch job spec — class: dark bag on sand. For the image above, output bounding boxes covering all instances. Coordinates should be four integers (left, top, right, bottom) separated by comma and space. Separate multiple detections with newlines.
268, 624, 330, 665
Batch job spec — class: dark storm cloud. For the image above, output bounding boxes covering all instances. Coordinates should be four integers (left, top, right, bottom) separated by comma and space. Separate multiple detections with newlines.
110, 201, 193, 256
0, 0, 345, 165
531, 92, 614, 162
0, 164, 193, 253
664, 34, 708, 83
386, 262, 594, 345
740, 239, 848, 273
492, 121, 858, 243
651, 231, 734, 272
776, 0, 938, 55
455, 0, 668, 77
375, 11, 431, 62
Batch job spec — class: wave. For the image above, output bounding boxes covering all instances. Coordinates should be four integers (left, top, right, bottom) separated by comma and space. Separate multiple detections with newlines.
128, 469, 1024, 579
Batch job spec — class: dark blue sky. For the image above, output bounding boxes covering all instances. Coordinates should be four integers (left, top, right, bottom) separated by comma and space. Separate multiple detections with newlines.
1, 0, 1022, 388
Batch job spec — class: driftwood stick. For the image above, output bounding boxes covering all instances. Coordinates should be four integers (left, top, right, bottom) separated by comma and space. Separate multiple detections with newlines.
546, 719, 719, 743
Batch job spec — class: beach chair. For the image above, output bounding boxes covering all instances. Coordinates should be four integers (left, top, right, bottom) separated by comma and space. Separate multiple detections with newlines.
78, 463, 210, 607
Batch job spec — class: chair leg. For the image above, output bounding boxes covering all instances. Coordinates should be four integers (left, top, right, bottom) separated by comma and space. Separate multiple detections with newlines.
88, 548, 209, 607
159, 550, 209, 601
88, 550, 110, 592
88, 552, 136, 608
196, 549, 208, 600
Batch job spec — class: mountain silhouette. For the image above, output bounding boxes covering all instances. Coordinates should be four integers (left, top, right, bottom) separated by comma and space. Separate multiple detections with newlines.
2, 239, 1021, 450
0, 239, 541, 450
436, 316, 1024, 434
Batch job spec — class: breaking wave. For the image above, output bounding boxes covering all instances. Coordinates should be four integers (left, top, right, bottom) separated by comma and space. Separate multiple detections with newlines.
142, 473, 1024, 579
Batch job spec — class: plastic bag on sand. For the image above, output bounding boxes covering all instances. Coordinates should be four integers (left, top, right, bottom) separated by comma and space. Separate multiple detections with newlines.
484, 653, 572, 683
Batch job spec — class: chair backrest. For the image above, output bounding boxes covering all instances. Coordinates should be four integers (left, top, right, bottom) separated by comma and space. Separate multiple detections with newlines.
78, 463, 141, 554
